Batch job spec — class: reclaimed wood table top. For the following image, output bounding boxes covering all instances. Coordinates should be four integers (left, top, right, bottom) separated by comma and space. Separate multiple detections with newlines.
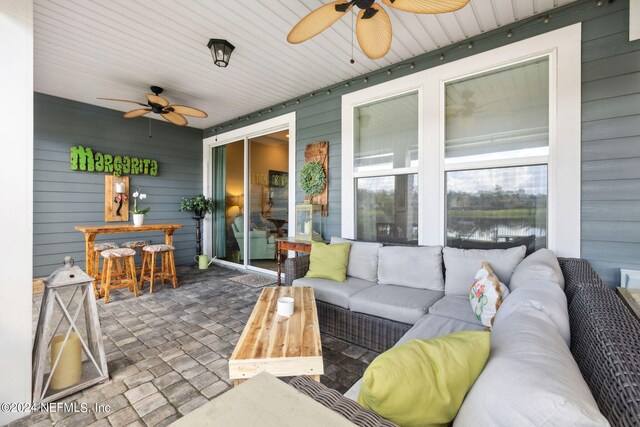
229, 286, 323, 381
617, 287, 640, 320
170, 372, 355, 427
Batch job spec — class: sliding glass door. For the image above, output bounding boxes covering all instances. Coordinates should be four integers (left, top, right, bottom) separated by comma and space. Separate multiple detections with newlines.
213, 140, 244, 265
248, 131, 289, 270
212, 130, 289, 273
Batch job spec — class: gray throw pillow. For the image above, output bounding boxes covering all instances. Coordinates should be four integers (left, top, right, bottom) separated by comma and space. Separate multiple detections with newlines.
330, 237, 382, 282
443, 246, 526, 296
509, 248, 565, 291
377, 245, 444, 291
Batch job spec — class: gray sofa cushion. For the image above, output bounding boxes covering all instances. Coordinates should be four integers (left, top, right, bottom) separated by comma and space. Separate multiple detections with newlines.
348, 284, 443, 325
495, 280, 571, 346
454, 306, 608, 426
427, 295, 483, 326
510, 248, 565, 291
396, 313, 485, 346
331, 237, 383, 282
443, 246, 526, 296
377, 245, 444, 291
292, 276, 375, 309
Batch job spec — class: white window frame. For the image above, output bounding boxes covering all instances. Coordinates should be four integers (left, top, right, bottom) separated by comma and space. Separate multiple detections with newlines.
202, 112, 296, 274
342, 24, 581, 257
349, 89, 423, 242
631, 0, 640, 41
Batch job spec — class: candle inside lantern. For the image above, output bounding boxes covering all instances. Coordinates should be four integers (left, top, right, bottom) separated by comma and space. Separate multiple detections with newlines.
50, 332, 82, 390
114, 182, 126, 194
304, 220, 312, 236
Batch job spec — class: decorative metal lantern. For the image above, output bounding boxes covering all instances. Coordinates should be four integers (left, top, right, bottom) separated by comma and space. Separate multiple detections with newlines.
32, 257, 109, 404
295, 203, 323, 241
207, 39, 235, 67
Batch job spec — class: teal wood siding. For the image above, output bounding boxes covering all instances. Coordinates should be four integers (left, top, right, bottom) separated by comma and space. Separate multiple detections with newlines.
581, 2, 640, 286
34, 93, 203, 277
204, 0, 640, 287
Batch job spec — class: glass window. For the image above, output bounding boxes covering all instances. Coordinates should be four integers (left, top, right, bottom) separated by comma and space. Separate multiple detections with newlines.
445, 58, 549, 161
354, 92, 419, 173
445, 165, 547, 253
356, 174, 419, 244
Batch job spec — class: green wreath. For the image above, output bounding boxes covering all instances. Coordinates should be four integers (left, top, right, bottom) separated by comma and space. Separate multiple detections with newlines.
300, 161, 326, 197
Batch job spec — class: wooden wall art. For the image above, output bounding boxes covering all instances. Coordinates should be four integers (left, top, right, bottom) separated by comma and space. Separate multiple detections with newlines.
105, 175, 129, 222
304, 141, 329, 216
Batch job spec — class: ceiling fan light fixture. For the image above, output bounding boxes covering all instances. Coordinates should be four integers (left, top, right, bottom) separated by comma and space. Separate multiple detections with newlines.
207, 39, 235, 67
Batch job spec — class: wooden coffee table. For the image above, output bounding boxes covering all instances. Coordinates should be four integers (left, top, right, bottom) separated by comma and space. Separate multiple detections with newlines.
229, 286, 323, 385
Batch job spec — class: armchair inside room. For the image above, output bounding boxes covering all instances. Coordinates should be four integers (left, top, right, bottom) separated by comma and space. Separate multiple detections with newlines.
231, 215, 276, 261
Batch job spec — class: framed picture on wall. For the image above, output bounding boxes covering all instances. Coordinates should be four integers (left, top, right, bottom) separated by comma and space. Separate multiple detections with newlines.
269, 170, 288, 188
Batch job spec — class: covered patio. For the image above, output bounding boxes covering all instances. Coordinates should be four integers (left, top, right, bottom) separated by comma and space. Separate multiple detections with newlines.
15, 266, 373, 426
2, 0, 640, 425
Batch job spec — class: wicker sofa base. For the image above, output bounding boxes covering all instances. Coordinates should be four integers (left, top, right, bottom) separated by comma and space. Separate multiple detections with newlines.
286, 255, 640, 426
317, 300, 412, 354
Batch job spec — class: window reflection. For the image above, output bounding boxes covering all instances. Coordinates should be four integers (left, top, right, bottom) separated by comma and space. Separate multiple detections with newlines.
446, 165, 547, 254
354, 92, 419, 173
356, 174, 419, 244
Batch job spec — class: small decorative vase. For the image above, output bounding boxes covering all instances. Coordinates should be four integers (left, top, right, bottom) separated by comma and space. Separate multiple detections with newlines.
133, 213, 144, 226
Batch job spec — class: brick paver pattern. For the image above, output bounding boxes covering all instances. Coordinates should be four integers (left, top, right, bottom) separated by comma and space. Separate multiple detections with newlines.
12, 265, 378, 427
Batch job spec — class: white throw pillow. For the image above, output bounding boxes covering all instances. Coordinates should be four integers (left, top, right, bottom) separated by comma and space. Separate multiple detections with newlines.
469, 262, 509, 328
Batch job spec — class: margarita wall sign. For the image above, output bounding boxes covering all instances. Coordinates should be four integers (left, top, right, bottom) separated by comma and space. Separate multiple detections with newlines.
70, 146, 159, 177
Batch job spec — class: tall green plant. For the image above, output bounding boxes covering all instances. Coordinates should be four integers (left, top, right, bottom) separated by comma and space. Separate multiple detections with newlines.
180, 194, 215, 218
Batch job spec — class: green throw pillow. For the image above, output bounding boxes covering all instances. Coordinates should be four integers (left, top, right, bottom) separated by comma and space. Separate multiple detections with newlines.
305, 241, 351, 282
358, 330, 491, 427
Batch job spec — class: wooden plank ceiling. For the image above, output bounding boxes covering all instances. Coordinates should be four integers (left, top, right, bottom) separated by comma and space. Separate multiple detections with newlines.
34, 0, 575, 129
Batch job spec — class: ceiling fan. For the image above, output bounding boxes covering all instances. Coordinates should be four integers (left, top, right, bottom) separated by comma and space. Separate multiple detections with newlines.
98, 86, 208, 126
287, 0, 469, 60
446, 89, 510, 127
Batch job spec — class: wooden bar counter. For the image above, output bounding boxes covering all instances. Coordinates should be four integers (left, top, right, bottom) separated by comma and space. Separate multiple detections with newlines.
75, 223, 183, 280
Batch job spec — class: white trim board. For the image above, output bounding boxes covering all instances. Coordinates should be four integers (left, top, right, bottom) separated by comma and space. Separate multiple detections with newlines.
0, 0, 34, 423
341, 24, 582, 257
631, 0, 640, 41
202, 113, 296, 270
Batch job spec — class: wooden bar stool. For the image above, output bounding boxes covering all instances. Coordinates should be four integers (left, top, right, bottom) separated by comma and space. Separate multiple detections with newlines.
100, 248, 139, 304
93, 242, 120, 297
140, 244, 178, 293
123, 240, 151, 274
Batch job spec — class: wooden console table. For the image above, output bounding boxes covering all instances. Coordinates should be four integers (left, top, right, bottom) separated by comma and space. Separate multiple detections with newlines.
617, 287, 640, 320
276, 237, 316, 286
75, 224, 183, 281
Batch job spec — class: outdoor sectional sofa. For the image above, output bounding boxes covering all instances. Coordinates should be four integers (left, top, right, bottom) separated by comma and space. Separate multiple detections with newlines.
284, 239, 640, 426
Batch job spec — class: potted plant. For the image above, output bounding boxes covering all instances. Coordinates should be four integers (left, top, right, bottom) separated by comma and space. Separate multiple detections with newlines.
180, 194, 215, 256
131, 187, 150, 226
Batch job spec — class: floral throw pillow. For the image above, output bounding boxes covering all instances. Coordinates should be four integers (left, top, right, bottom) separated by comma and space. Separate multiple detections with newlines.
470, 261, 510, 328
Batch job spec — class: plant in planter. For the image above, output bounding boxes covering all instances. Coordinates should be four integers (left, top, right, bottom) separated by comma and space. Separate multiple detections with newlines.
300, 161, 326, 199
130, 188, 150, 226
180, 194, 215, 256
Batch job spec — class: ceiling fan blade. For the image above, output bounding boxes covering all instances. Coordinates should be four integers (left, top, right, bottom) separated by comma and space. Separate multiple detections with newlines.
356, 5, 392, 60
161, 111, 188, 126
98, 97, 148, 107
381, 0, 469, 14
169, 105, 208, 118
147, 94, 169, 107
123, 108, 152, 118
287, 1, 352, 44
